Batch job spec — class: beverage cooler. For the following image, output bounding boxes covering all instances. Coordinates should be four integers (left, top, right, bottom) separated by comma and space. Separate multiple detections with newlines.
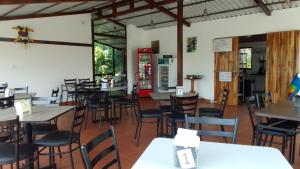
158, 57, 177, 92
137, 48, 153, 97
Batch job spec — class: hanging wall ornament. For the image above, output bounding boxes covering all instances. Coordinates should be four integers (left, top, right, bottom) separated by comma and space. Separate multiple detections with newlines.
12, 26, 34, 47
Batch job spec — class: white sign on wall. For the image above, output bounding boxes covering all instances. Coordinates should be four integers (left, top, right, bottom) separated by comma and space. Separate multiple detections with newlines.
219, 71, 232, 82
213, 38, 232, 52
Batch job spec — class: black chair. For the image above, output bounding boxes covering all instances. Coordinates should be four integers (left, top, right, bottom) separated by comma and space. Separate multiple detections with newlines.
0, 116, 39, 169
64, 79, 77, 103
198, 88, 229, 118
51, 87, 60, 104
167, 94, 198, 137
114, 85, 138, 124
80, 126, 121, 169
0, 83, 8, 94
78, 78, 90, 84
246, 96, 296, 161
185, 115, 239, 143
0, 95, 14, 109
34, 106, 86, 169
31, 96, 60, 135
134, 90, 162, 146
14, 86, 28, 94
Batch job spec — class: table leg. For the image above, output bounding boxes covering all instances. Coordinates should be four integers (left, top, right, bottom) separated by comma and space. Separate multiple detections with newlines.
190, 79, 195, 93
25, 123, 34, 169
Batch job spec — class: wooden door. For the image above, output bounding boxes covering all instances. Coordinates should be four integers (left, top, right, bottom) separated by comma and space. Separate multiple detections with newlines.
214, 37, 239, 105
266, 31, 300, 103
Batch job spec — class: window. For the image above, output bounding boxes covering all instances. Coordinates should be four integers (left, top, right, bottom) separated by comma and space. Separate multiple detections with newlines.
239, 48, 252, 69
94, 42, 126, 80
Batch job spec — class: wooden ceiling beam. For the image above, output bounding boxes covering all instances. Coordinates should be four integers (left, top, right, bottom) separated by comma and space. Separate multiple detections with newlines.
93, 0, 177, 21
0, 10, 89, 21
254, 0, 271, 16
107, 18, 126, 28
94, 33, 126, 39
0, 0, 106, 5
144, 0, 190, 27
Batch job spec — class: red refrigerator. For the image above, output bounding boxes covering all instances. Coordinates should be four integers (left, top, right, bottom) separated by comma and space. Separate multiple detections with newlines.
137, 48, 153, 97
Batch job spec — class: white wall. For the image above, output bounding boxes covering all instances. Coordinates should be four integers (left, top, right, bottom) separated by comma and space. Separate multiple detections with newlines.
127, 7, 300, 100
0, 14, 92, 97
126, 24, 148, 93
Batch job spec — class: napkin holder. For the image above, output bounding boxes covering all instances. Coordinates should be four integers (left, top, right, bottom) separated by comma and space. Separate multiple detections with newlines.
4, 88, 14, 97
14, 99, 32, 117
294, 95, 300, 107
173, 128, 199, 169
176, 86, 183, 96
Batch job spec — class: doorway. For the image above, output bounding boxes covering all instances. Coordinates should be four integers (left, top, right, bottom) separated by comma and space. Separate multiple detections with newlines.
238, 34, 267, 103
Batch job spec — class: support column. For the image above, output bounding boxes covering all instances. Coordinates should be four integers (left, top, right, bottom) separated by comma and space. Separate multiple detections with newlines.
177, 0, 183, 86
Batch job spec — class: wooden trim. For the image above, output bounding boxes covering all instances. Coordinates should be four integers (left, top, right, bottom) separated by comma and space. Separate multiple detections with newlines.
254, 0, 271, 16
0, 37, 92, 47
94, 33, 126, 39
177, 0, 183, 86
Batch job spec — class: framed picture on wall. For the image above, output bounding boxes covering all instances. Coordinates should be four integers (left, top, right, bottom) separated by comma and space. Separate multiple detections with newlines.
151, 40, 159, 54
187, 37, 197, 52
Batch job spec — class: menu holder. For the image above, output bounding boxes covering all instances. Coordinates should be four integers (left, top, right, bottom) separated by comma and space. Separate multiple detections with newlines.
14, 99, 32, 117
173, 128, 200, 169
176, 86, 183, 96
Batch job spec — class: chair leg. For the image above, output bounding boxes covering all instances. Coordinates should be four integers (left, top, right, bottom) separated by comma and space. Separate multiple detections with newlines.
156, 118, 160, 137
136, 120, 143, 146
288, 135, 294, 163
68, 146, 75, 169
57, 146, 62, 158
269, 135, 274, 147
134, 120, 140, 139
85, 108, 89, 129
130, 105, 135, 125
119, 105, 123, 120
281, 136, 286, 155
263, 135, 269, 146
99, 109, 102, 127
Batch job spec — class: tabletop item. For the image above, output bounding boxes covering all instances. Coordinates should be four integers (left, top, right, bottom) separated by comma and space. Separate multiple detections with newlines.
132, 138, 292, 169
149, 92, 197, 101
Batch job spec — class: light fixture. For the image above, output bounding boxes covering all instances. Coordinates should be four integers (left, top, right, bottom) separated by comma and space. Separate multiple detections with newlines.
150, 8, 155, 29
202, 0, 208, 21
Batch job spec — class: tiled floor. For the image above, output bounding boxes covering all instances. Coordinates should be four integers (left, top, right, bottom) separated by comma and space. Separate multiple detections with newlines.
6, 98, 300, 168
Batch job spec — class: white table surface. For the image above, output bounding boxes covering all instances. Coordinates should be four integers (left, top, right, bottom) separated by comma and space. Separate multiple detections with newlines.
0, 105, 74, 122
132, 138, 292, 169
0, 92, 37, 100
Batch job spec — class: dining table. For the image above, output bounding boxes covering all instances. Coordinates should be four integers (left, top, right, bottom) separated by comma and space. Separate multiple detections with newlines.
132, 137, 293, 169
0, 92, 37, 100
0, 105, 74, 143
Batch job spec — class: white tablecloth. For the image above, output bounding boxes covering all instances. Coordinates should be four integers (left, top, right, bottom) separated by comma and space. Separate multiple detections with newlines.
132, 138, 292, 169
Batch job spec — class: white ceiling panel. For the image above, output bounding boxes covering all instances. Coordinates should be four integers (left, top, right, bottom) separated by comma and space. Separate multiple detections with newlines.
6, 3, 54, 16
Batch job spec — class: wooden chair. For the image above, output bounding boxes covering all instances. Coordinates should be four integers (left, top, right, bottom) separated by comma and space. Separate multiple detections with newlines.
80, 126, 121, 169
185, 115, 239, 143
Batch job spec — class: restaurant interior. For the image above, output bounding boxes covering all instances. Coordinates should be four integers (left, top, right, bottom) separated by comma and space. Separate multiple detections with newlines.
0, 0, 300, 169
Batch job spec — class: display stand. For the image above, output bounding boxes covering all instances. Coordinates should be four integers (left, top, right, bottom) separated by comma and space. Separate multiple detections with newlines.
185, 75, 204, 93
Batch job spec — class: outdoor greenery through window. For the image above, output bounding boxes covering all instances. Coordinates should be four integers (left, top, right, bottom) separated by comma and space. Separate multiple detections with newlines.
94, 43, 125, 79
239, 48, 252, 69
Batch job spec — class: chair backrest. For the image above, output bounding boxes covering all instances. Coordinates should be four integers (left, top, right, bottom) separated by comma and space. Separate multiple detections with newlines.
0, 95, 15, 109
70, 106, 86, 143
82, 81, 97, 89
185, 115, 239, 144
80, 126, 121, 169
78, 78, 90, 84
0, 116, 20, 168
131, 84, 138, 103
219, 89, 229, 114
51, 87, 60, 104
14, 86, 28, 94
170, 94, 198, 116
245, 96, 257, 131
31, 96, 59, 106
255, 91, 272, 109
64, 79, 77, 92
0, 83, 8, 94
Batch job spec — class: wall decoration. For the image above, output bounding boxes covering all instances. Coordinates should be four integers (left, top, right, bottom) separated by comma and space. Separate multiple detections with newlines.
12, 26, 34, 47
187, 37, 197, 52
151, 40, 159, 54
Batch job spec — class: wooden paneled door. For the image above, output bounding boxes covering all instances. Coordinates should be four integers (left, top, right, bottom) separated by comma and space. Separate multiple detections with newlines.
214, 37, 239, 105
266, 31, 300, 103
